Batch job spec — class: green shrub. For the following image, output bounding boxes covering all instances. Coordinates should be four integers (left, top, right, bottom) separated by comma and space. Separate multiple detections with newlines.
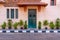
8, 19, 12, 29
55, 18, 60, 29
43, 20, 49, 26
13, 22, 18, 29
38, 21, 41, 29
19, 20, 23, 27
49, 22, 55, 29
56, 18, 60, 20
2, 22, 6, 29
24, 21, 27, 29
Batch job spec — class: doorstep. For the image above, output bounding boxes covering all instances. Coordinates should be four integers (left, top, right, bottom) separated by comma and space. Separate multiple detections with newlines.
0, 29, 60, 33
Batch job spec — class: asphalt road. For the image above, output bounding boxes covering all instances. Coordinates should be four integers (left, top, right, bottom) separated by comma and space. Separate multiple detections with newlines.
0, 33, 60, 40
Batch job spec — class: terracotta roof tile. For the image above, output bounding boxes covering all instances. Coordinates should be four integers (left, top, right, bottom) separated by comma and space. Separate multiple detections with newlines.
19, 0, 41, 3
18, 2, 48, 6
0, 0, 5, 4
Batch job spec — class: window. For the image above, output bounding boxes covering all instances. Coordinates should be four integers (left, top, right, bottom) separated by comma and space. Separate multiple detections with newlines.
7, 9, 18, 19
11, 9, 14, 18
51, 0, 56, 6
51, 0, 54, 5
15, 9, 18, 19
7, 9, 9, 18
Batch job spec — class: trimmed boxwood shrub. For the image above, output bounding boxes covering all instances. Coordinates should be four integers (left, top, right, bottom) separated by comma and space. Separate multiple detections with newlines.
24, 21, 27, 29
43, 20, 49, 29
13, 22, 18, 29
49, 21, 55, 29
43, 20, 49, 26
19, 20, 24, 29
38, 21, 41, 29
8, 19, 12, 29
1, 22, 6, 29
55, 18, 60, 29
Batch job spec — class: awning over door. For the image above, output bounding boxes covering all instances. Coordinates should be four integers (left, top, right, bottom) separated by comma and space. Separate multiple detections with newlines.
17, 0, 48, 12
0, 0, 5, 4
18, 2, 48, 6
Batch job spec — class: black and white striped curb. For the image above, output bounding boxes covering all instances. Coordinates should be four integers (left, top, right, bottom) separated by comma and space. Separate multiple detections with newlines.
0, 30, 60, 33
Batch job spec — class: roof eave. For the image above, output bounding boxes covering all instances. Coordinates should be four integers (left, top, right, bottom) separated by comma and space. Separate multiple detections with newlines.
0, 1, 5, 4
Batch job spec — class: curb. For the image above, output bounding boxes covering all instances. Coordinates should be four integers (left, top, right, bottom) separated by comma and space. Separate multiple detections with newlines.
0, 30, 60, 33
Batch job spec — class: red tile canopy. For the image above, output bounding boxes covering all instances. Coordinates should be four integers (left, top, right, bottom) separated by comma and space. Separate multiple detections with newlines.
17, 2, 48, 6
17, 1, 48, 12
0, 1, 5, 4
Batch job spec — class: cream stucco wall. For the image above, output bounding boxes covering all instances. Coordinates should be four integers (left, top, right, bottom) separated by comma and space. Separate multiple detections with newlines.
37, 0, 60, 28
0, 0, 60, 29
0, 4, 6, 25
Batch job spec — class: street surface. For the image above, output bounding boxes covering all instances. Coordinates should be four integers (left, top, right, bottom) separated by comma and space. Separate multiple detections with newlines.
0, 33, 60, 40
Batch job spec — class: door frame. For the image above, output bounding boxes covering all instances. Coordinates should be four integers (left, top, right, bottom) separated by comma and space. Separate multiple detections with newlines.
28, 9, 37, 28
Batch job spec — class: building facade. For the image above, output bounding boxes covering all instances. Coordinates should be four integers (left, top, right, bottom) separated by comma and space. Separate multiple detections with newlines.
0, 0, 60, 29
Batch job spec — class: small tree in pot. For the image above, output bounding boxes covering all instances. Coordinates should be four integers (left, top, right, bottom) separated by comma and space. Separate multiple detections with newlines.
8, 19, 12, 29
1, 22, 6, 29
24, 21, 28, 29
38, 21, 41, 29
19, 20, 24, 29
43, 20, 49, 29
13, 22, 18, 29
55, 18, 60, 29
49, 21, 55, 29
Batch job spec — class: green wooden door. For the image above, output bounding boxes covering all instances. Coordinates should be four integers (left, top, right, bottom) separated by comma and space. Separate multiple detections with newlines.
28, 9, 36, 28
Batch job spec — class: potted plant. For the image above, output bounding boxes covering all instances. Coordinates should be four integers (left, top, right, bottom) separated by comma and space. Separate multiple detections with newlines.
55, 18, 60, 29
19, 20, 24, 29
38, 21, 41, 29
1, 22, 6, 29
13, 22, 18, 29
49, 21, 55, 29
43, 20, 49, 29
24, 21, 28, 29
8, 19, 12, 29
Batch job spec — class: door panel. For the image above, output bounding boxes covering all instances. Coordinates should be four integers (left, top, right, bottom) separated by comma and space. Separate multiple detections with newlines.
28, 9, 36, 28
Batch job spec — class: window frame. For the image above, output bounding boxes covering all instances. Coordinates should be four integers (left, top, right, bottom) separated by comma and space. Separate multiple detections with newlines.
11, 9, 14, 19
7, 9, 9, 18
15, 9, 18, 19
50, 0, 56, 6
6, 8, 18, 19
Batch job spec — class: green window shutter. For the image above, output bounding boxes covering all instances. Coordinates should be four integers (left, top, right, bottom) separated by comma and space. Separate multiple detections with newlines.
11, 9, 14, 19
7, 9, 9, 18
16, 9, 18, 19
